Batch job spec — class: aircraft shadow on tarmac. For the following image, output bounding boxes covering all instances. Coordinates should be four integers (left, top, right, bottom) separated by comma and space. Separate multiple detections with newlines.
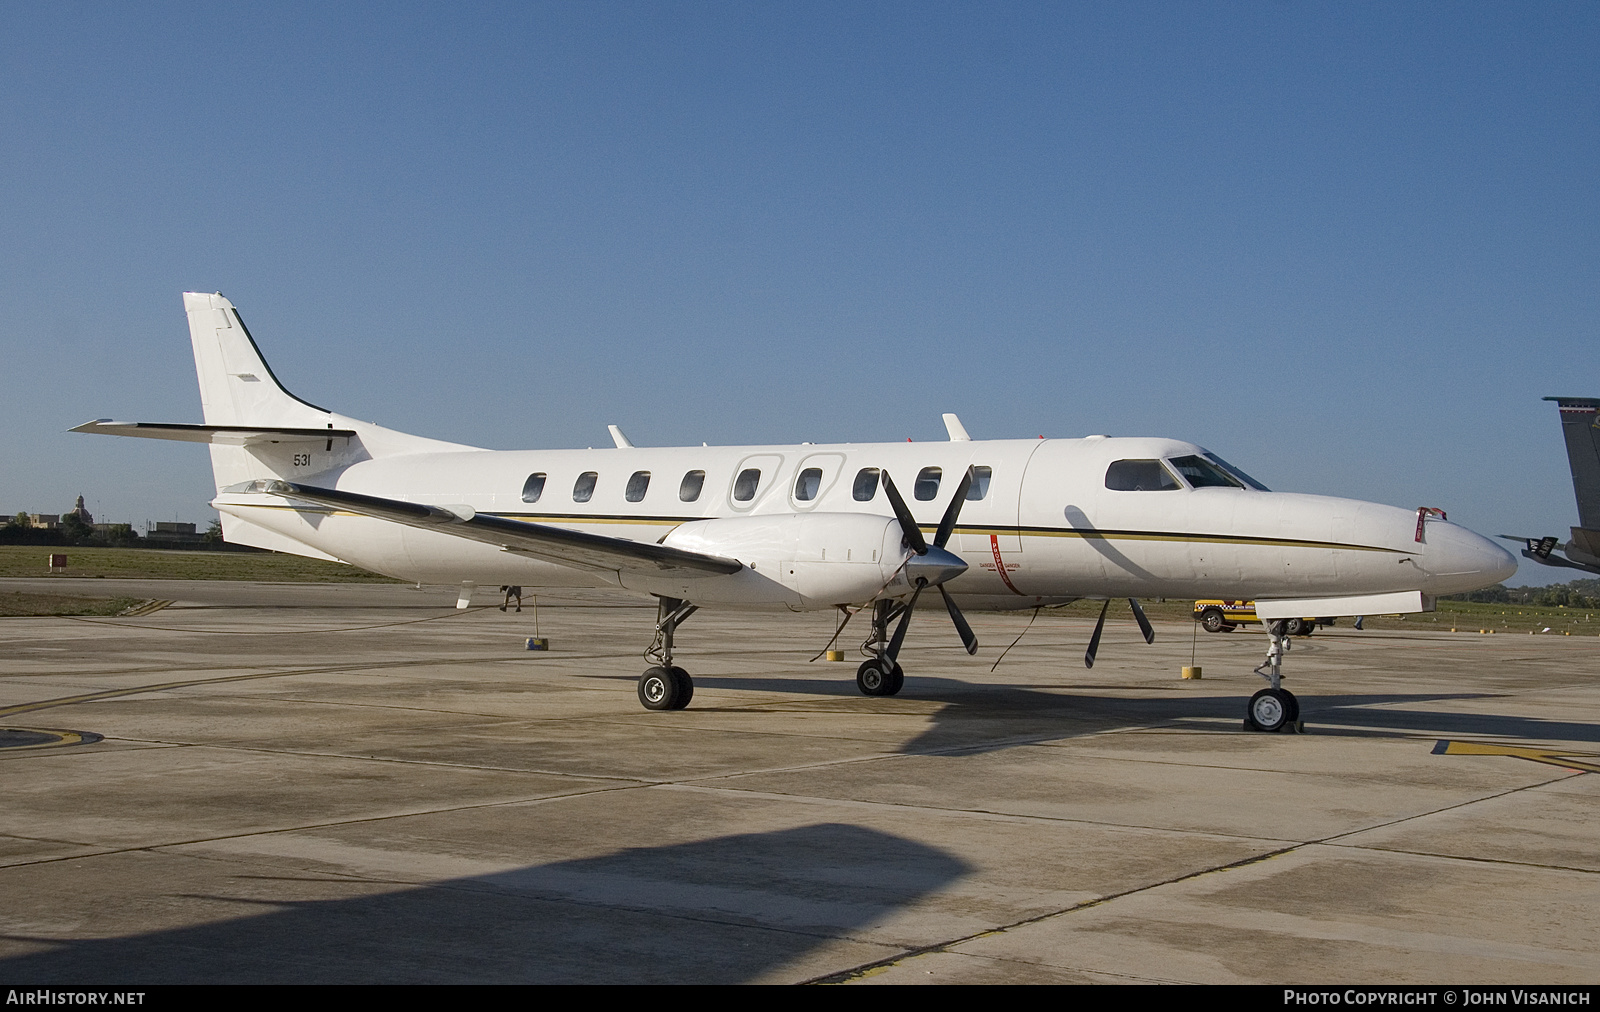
679, 674, 1600, 753
0, 823, 969, 985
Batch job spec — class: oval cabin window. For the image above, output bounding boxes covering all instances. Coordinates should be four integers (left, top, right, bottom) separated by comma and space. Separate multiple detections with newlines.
573, 471, 598, 502
521, 473, 546, 504
625, 471, 651, 502
733, 468, 761, 502
794, 467, 823, 502
679, 470, 705, 502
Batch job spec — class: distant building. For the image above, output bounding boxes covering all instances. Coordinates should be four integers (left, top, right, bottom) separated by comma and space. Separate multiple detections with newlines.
146, 521, 204, 546
67, 495, 94, 525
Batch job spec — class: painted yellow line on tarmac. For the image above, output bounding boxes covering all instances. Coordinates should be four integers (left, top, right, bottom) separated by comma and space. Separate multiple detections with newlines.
1433, 739, 1600, 774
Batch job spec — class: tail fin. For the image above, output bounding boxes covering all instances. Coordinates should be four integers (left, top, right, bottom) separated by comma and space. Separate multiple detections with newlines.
1544, 397, 1600, 531
178, 292, 475, 491
185, 292, 333, 428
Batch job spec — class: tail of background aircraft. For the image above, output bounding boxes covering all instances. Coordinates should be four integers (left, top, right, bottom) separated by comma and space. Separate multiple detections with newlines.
1544, 396, 1600, 568
74, 292, 478, 556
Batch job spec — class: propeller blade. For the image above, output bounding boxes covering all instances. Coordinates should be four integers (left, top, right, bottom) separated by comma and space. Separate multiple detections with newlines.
886, 580, 926, 661
938, 584, 979, 655
934, 466, 975, 549
1129, 597, 1154, 644
1084, 599, 1110, 668
880, 470, 928, 555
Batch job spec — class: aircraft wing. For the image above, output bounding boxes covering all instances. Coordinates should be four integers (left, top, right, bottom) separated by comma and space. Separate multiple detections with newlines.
249, 480, 742, 578
72, 420, 356, 446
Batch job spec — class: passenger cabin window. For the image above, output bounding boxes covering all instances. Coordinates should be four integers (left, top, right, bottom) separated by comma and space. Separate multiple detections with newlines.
914, 466, 942, 501
1202, 452, 1269, 491
966, 466, 992, 500
1167, 455, 1244, 489
1104, 459, 1180, 491
679, 470, 705, 502
573, 471, 598, 503
794, 467, 823, 502
625, 470, 651, 502
852, 467, 880, 501
521, 472, 546, 504
733, 468, 761, 502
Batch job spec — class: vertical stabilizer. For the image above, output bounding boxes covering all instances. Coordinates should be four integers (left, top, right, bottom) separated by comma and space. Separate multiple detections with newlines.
1544, 397, 1600, 531
185, 292, 332, 428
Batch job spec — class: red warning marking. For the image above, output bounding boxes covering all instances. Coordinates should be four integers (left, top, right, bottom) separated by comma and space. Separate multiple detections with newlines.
990, 534, 1024, 596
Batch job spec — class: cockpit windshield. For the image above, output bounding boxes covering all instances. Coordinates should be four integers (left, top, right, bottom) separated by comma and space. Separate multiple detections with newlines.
1167, 455, 1244, 489
1201, 452, 1269, 491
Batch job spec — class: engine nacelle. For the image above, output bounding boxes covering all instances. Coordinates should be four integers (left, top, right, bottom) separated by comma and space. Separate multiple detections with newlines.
646, 513, 910, 609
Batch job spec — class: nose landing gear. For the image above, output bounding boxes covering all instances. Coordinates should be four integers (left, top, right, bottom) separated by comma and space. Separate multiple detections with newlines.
1246, 619, 1303, 733
857, 599, 906, 697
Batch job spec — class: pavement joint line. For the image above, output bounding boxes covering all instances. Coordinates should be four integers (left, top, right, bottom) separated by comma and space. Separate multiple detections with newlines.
663, 781, 1302, 842
59, 606, 505, 634
0, 781, 656, 872
1320, 840, 1600, 877
803, 839, 1309, 984
67, 735, 668, 784
805, 761, 1593, 984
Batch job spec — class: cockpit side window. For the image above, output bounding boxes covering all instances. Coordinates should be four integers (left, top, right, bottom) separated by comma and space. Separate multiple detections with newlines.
1168, 455, 1244, 489
1202, 452, 1270, 491
1104, 459, 1181, 491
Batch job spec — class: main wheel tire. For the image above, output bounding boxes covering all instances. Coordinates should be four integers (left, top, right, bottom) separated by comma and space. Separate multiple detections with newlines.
1286, 618, 1311, 637
1246, 688, 1294, 732
857, 659, 897, 697
639, 666, 684, 711
668, 665, 693, 710
1200, 608, 1228, 633
885, 664, 905, 696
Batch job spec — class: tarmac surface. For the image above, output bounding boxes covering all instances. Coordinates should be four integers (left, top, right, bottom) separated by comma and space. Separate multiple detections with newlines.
0, 578, 1596, 985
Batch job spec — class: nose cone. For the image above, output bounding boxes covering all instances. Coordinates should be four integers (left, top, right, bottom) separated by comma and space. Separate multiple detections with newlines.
1422, 523, 1519, 595
905, 545, 968, 587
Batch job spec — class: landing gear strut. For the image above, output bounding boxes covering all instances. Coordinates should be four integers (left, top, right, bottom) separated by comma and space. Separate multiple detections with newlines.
1246, 619, 1301, 732
638, 597, 697, 711
857, 599, 905, 697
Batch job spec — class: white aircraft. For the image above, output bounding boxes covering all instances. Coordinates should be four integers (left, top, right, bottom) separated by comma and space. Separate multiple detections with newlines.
75, 293, 1517, 732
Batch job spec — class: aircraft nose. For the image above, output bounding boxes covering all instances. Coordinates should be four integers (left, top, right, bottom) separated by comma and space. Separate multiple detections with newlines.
1422, 523, 1519, 595
905, 545, 968, 587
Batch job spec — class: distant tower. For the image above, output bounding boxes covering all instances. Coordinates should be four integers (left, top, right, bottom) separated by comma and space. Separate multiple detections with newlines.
69, 495, 94, 525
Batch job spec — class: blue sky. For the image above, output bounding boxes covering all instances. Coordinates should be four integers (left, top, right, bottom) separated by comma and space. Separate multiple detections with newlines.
2, 2, 1596, 584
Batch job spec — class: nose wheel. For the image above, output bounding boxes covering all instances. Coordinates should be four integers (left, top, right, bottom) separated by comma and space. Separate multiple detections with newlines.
856, 658, 904, 697
1246, 687, 1299, 732
1245, 619, 1303, 733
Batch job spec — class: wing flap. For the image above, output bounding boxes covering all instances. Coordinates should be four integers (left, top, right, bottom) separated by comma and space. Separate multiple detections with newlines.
249, 481, 742, 578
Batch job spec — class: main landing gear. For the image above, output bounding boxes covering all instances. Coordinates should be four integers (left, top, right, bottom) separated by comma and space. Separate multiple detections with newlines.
1246, 619, 1302, 733
856, 599, 905, 697
638, 597, 698, 711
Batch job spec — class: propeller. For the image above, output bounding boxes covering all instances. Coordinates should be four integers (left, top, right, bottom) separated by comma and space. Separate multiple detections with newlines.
1083, 597, 1157, 668
881, 467, 978, 659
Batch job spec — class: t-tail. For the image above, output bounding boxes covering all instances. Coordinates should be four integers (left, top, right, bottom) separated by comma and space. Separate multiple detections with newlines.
72, 292, 478, 555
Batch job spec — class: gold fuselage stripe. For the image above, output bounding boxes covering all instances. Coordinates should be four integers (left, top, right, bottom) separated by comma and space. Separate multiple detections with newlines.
229, 503, 1404, 554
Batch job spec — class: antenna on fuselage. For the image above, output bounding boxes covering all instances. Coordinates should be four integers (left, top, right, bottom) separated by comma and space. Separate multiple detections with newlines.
942, 413, 972, 441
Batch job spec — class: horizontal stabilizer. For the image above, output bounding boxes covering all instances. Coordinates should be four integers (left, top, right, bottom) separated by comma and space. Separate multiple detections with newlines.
243, 481, 742, 578
72, 420, 356, 446
1255, 590, 1433, 619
